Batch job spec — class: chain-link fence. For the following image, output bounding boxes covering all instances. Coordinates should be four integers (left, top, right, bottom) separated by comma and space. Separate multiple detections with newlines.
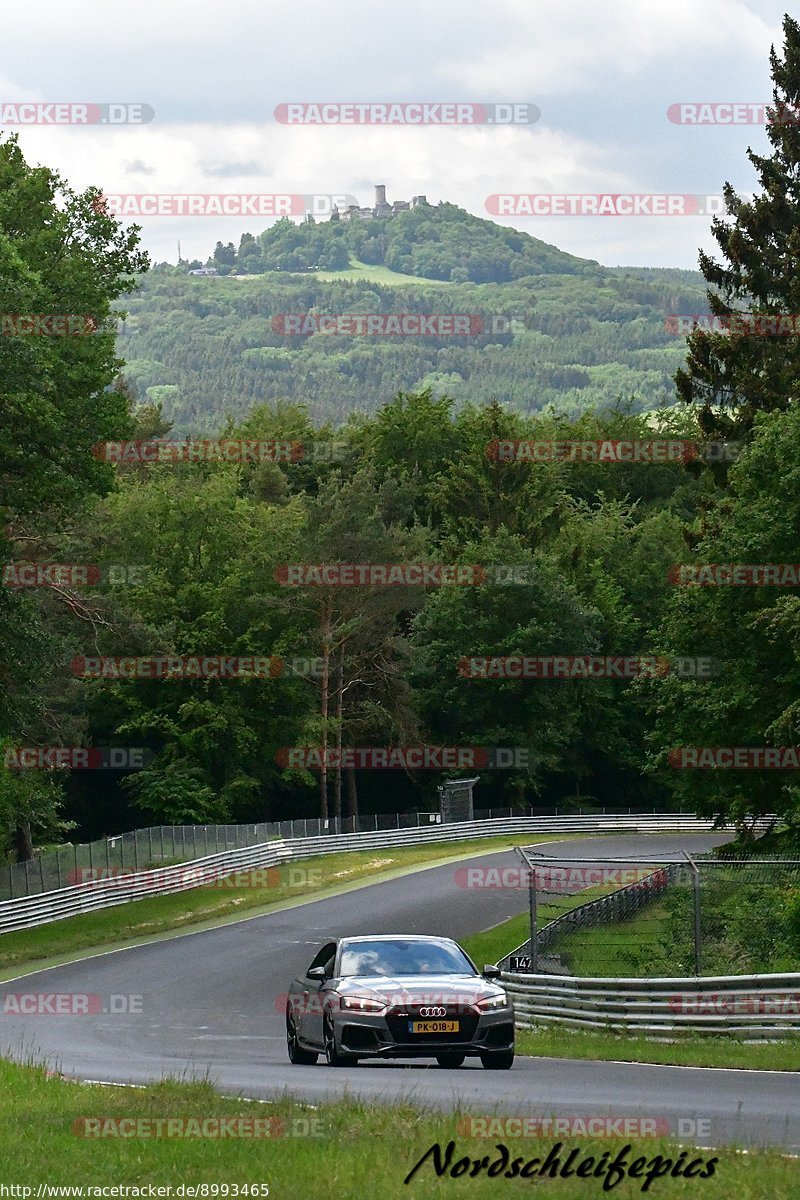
501, 849, 800, 978
1, 802, 698, 902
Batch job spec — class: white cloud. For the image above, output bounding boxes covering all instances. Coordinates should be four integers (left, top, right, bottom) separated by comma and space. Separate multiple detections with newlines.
440, 0, 775, 95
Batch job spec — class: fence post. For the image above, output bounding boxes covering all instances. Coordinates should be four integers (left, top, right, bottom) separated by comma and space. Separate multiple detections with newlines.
134, 832, 139, 870
684, 852, 702, 974
529, 861, 538, 972
160, 826, 165, 860
148, 827, 153, 863
56, 850, 62, 889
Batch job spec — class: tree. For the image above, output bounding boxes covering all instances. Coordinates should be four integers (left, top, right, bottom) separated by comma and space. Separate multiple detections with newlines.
644, 406, 800, 835
0, 134, 148, 858
675, 16, 800, 443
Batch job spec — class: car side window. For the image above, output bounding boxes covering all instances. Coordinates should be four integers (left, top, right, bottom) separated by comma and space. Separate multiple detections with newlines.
307, 942, 337, 978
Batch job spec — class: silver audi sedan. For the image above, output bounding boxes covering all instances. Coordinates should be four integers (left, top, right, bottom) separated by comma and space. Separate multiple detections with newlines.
285, 933, 515, 1068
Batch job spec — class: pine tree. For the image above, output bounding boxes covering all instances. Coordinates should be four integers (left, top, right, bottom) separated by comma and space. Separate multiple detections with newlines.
676, 15, 800, 442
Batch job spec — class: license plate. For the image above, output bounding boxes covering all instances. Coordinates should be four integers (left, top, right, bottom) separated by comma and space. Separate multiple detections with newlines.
409, 1020, 460, 1034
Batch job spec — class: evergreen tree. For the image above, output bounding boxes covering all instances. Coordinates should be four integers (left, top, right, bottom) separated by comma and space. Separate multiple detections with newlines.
676, 15, 800, 443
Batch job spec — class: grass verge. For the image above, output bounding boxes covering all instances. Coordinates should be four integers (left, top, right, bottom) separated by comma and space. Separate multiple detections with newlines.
516, 1026, 800, 1071
1, 1058, 796, 1195
0, 834, 552, 979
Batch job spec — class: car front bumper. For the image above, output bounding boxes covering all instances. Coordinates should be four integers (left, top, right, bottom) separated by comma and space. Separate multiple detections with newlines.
334, 1005, 515, 1058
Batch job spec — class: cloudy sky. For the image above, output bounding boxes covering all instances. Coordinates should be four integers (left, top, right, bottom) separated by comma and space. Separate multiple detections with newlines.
1, 0, 791, 269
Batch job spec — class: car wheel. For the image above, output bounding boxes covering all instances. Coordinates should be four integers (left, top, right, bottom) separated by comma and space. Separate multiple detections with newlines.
480, 1049, 514, 1070
286, 1012, 319, 1065
323, 1015, 350, 1067
435, 1052, 466, 1068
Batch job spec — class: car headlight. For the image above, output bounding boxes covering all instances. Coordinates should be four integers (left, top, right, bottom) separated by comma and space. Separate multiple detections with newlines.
476, 992, 509, 1011
339, 994, 386, 1014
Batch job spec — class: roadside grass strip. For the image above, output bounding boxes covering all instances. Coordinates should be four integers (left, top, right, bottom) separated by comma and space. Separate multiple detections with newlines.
0, 1059, 796, 1196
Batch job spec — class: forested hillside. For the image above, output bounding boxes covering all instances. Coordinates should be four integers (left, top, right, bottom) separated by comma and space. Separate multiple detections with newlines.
120, 261, 708, 434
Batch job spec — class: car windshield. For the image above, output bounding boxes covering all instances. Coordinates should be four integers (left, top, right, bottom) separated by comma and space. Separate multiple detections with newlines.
338, 939, 475, 978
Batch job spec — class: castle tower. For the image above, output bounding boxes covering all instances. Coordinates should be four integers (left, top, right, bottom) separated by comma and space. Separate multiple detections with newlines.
375, 184, 387, 208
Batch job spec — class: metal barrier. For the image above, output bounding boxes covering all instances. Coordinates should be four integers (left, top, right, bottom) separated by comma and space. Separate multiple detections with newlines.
2, 804, 678, 901
0, 813, 722, 934
501, 970, 800, 1039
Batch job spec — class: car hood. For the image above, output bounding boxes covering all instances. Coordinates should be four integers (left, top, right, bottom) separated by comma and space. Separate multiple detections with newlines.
334, 974, 506, 1006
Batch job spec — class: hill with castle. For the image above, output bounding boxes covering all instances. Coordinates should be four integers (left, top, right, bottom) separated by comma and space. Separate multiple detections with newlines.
204, 189, 594, 281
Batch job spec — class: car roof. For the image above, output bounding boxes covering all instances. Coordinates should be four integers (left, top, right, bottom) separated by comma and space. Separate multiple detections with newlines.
338, 934, 458, 945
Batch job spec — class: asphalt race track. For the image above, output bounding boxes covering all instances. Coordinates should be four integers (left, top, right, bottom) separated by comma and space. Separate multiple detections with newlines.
2, 834, 799, 1151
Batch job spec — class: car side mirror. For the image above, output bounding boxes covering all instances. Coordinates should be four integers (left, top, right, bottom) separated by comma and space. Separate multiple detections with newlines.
307, 966, 327, 981
483, 964, 501, 978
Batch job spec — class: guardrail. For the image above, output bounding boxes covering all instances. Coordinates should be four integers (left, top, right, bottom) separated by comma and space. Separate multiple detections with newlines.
0, 813, 722, 934
4, 804, 696, 901
501, 970, 800, 1039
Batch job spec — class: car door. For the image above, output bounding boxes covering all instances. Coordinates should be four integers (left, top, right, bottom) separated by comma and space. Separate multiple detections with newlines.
298, 941, 337, 1047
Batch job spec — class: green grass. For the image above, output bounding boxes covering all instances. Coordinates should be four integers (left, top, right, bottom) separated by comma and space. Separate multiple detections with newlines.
517, 1025, 800, 1071
1, 1058, 796, 1195
0, 834, 561, 979
553, 899, 674, 977
310, 258, 451, 284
